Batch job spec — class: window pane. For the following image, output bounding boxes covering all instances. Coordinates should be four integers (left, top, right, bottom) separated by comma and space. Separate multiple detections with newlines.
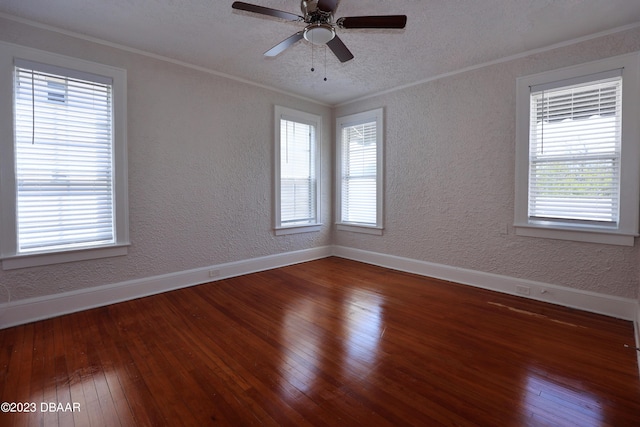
528, 77, 621, 224
14, 66, 114, 253
341, 121, 377, 225
280, 119, 316, 225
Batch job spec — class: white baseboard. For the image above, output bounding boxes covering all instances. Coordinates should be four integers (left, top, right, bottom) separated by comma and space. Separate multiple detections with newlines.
0, 246, 332, 329
331, 246, 638, 321
1, 244, 637, 331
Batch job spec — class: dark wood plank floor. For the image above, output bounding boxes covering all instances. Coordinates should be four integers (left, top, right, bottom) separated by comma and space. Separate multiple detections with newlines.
1, 257, 639, 426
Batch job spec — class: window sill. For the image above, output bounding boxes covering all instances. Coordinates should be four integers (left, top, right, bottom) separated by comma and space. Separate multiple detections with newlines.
274, 224, 322, 236
514, 223, 636, 246
1, 243, 130, 270
336, 223, 383, 235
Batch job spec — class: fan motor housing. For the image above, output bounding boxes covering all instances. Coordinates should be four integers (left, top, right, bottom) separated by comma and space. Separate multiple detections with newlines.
301, 1, 333, 24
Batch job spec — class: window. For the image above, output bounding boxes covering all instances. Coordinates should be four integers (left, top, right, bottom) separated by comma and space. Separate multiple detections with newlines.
274, 106, 321, 235
0, 43, 129, 269
515, 53, 640, 246
336, 108, 384, 235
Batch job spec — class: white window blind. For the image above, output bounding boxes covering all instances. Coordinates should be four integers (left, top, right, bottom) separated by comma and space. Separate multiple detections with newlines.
279, 118, 317, 226
528, 73, 622, 225
341, 120, 377, 225
13, 62, 115, 253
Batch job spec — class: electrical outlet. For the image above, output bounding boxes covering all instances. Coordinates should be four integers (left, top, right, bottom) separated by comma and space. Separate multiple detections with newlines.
208, 269, 220, 278
515, 285, 530, 296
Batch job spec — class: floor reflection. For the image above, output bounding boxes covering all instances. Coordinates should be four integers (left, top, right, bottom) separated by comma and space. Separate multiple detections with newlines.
523, 370, 603, 426
280, 297, 321, 394
278, 287, 386, 398
32, 365, 126, 424
342, 289, 383, 378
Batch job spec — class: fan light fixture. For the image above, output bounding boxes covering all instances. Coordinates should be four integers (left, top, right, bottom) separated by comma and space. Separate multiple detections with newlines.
303, 23, 335, 45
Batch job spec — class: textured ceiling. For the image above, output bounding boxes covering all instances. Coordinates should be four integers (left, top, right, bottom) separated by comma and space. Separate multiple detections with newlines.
1, 1, 640, 105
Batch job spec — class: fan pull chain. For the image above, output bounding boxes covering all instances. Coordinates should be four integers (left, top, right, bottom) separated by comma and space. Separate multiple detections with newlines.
324, 46, 327, 81
310, 44, 327, 81
311, 43, 315, 72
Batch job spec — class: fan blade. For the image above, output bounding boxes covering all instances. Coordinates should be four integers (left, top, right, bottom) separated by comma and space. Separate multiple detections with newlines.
232, 2, 302, 21
326, 35, 354, 63
264, 32, 304, 57
337, 15, 407, 29
317, 0, 339, 13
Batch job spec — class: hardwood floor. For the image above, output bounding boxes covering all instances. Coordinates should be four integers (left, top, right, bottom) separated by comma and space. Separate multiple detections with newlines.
1, 257, 639, 426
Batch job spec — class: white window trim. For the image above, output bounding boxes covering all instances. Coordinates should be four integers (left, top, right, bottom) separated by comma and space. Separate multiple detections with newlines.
0, 42, 129, 269
336, 108, 384, 235
514, 52, 640, 246
273, 105, 322, 236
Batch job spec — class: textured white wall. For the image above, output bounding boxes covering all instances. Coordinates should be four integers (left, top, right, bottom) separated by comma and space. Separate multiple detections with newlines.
1, 17, 639, 305
334, 27, 640, 299
0, 17, 332, 302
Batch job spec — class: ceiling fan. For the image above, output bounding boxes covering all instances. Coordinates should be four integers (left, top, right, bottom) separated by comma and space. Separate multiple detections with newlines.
231, 0, 407, 63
